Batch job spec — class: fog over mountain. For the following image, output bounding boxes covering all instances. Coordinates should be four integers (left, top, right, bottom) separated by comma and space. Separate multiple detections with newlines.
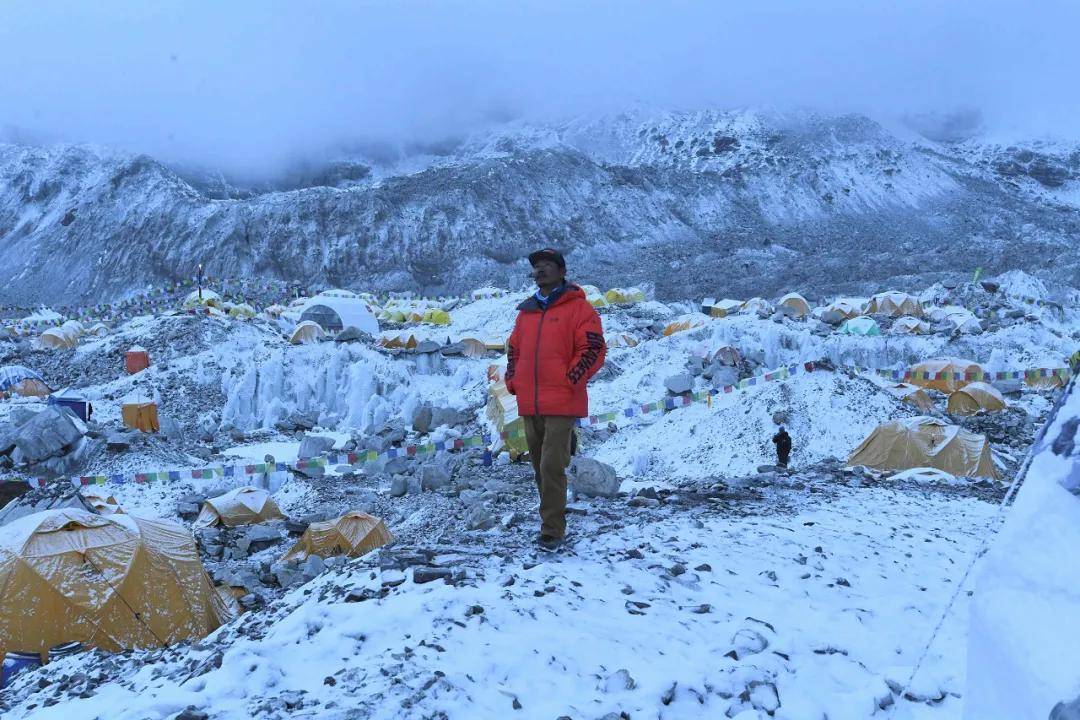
1, 1, 1079, 304
3, 1, 1079, 178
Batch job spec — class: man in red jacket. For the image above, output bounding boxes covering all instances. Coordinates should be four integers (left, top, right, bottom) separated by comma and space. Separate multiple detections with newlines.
505, 248, 606, 551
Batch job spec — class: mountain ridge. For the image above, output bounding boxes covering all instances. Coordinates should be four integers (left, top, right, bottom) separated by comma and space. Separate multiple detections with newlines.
1, 109, 1077, 305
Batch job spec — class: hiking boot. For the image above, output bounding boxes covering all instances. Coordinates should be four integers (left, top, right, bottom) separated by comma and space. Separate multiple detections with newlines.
538, 534, 563, 553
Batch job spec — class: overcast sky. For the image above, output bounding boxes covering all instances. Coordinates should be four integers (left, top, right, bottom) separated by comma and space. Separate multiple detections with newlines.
2, 0, 1077, 176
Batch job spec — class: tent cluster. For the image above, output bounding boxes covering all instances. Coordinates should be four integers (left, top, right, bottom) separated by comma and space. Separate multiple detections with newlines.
581, 286, 647, 308
0, 365, 51, 398
850, 356, 1020, 480
39, 320, 86, 350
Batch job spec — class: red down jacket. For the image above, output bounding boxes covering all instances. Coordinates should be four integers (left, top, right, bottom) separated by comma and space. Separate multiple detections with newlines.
505, 284, 606, 417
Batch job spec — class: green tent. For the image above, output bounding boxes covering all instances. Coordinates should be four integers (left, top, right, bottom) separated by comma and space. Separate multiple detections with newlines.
838, 317, 881, 336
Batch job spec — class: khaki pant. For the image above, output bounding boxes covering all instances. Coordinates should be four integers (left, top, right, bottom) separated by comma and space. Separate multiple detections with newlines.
521, 415, 575, 538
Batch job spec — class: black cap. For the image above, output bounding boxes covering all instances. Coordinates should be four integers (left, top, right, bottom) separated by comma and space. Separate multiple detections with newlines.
528, 248, 566, 269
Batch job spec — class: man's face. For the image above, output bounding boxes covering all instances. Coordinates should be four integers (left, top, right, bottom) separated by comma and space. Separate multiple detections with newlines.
532, 259, 564, 287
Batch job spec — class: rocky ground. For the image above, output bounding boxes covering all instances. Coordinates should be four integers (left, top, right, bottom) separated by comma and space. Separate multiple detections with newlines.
0, 454, 1005, 720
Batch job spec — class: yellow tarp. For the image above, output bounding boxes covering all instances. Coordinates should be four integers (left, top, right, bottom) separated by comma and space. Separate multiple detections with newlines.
848, 416, 999, 480
122, 402, 160, 433
281, 511, 393, 561
193, 486, 285, 529
947, 382, 1007, 416
0, 509, 232, 657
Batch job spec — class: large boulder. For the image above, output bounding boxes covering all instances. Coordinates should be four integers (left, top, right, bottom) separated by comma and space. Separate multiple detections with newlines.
430, 407, 471, 428
298, 433, 335, 459
14, 407, 85, 465
709, 366, 740, 390
420, 464, 452, 491
664, 373, 694, 395
569, 457, 621, 498
412, 404, 433, 433
0, 422, 17, 456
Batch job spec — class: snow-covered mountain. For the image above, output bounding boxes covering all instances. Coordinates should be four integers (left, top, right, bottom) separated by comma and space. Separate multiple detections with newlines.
1, 109, 1078, 305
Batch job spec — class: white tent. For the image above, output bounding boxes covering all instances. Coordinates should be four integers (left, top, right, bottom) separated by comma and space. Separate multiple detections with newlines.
298, 292, 379, 335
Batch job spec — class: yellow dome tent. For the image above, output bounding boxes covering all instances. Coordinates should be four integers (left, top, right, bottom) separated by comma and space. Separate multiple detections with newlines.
866, 291, 924, 317
39, 326, 79, 350
662, 318, 706, 336
709, 345, 742, 366
422, 308, 452, 326
457, 338, 488, 358
228, 303, 257, 319
890, 316, 932, 335
701, 298, 743, 318
908, 358, 988, 393
847, 416, 999, 480
80, 488, 124, 515
0, 365, 51, 398
0, 509, 232, 657
819, 299, 864, 322
778, 293, 811, 318
280, 511, 392, 561
580, 285, 608, 308
883, 383, 936, 412
289, 320, 326, 345
604, 287, 646, 305
379, 333, 419, 350
605, 333, 640, 349
947, 382, 1007, 416
193, 486, 285, 529
741, 297, 775, 316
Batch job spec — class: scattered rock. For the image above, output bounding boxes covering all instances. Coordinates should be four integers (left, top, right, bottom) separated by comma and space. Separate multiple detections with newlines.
465, 505, 496, 531
730, 628, 769, 658
420, 464, 452, 491
389, 476, 409, 497
603, 669, 637, 693
413, 567, 453, 584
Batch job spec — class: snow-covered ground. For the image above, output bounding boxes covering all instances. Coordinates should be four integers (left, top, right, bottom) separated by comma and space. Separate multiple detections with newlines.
1, 270, 1077, 719
2, 474, 999, 720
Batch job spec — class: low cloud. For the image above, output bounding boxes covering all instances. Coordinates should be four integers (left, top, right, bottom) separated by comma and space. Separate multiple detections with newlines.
1, 0, 1077, 177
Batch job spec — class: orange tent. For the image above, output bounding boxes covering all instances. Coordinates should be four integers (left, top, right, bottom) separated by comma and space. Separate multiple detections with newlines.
122, 402, 160, 433
125, 346, 151, 374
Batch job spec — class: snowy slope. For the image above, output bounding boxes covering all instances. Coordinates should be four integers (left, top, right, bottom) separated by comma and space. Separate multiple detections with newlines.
966, 380, 1080, 719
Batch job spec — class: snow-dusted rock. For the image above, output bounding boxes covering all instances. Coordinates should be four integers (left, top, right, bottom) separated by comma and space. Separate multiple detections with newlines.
664, 373, 694, 395
569, 457, 620, 498
298, 433, 335, 459
14, 406, 84, 464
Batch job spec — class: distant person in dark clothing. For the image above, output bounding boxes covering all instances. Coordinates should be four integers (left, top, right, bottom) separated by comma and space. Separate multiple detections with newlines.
772, 427, 792, 468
